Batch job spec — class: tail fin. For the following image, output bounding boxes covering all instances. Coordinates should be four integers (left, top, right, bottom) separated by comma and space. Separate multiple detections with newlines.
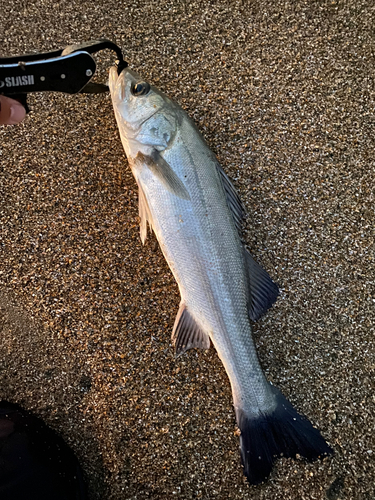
236, 387, 333, 484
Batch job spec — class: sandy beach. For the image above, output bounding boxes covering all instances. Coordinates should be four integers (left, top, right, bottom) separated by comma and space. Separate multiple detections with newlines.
1, 1, 374, 498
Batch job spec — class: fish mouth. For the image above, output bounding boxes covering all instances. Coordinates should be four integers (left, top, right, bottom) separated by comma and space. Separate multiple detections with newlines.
109, 67, 160, 155
109, 66, 160, 132
109, 66, 145, 99
109, 65, 120, 89
109, 66, 128, 99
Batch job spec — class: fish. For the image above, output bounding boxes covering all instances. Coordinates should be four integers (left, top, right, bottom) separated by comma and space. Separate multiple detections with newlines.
109, 66, 333, 484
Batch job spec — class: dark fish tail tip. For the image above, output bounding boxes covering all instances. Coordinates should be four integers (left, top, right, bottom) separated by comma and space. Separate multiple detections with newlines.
236, 387, 333, 485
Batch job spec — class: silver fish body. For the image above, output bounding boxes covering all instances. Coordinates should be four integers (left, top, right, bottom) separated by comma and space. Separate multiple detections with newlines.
110, 67, 332, 484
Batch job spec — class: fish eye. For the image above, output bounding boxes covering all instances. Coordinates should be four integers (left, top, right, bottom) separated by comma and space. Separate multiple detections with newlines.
131, 81, 150, 96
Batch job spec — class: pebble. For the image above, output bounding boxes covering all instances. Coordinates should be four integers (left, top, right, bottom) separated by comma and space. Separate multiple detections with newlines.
0, 1, 374, 498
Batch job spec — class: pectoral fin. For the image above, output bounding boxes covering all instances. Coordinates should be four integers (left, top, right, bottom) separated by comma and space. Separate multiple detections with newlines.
135, 150, 190, 200
245, 249, 279, 321
172, 303, 210, 356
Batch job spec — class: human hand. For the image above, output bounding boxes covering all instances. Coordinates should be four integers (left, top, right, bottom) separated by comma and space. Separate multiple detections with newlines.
0, 96, 26, 125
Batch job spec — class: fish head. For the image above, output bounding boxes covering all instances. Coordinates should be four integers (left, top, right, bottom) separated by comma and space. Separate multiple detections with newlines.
109, 67, 179, 159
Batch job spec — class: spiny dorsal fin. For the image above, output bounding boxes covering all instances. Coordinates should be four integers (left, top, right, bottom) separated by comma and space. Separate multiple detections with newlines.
216, 162, 245, 233
245, 249, 279, 321
172, 303, 210, 357
135, 150, 190, 200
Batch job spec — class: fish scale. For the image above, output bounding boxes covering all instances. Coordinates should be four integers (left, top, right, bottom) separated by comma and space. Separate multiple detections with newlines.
110, 66, 332, 484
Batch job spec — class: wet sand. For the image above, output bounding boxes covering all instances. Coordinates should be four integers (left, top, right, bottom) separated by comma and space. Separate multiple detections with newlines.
1, 1, 374, 499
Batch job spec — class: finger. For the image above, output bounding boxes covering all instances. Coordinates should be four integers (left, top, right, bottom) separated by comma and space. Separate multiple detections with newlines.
0, 96, 27, 125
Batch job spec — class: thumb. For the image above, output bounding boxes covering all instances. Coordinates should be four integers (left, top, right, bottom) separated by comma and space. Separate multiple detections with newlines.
0, 95, 27, 125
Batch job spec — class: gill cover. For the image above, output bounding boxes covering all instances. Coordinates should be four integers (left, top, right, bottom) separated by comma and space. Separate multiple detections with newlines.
109, 67, 178, 157
109, 67, 188, 244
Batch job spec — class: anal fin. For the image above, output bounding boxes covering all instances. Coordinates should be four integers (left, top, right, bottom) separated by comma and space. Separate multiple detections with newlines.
172, 303, 210, 356
245, 250, 279, 321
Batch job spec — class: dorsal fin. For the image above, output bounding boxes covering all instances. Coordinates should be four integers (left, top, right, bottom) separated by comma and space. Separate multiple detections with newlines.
244, 249, 279, 321
172, 303, 210, 356
216, 162, 245, 233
